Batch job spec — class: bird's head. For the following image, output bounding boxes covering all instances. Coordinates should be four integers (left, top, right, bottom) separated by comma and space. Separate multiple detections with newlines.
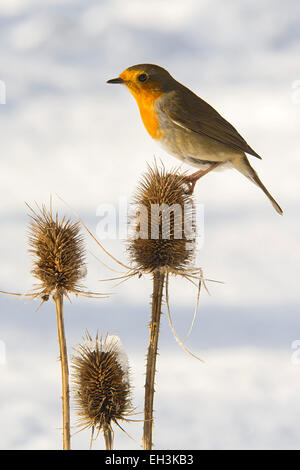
107, 64, 174, 99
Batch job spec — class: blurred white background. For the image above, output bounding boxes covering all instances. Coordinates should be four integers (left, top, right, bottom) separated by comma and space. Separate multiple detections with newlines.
0, 0, 299, 450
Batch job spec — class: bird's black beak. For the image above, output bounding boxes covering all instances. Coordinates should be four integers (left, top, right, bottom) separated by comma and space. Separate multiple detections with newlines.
107, 77, 126, 84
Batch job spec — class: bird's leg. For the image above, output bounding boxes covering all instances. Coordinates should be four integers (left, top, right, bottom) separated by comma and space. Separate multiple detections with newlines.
184, 162, 221, 194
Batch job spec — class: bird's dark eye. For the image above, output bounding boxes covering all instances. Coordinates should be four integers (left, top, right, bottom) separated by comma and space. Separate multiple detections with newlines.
138, 73, 148, 82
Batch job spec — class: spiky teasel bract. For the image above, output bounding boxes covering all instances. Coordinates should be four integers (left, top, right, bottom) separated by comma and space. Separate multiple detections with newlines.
72, 332, 133, 448
28, 204, 86, 299
128, 164, 196, 273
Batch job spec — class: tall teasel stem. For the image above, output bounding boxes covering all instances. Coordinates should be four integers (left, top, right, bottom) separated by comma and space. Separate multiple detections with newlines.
128, 164, 197, 449
0, 204, 106, 450
103, 424, 113, 451
54, 292, 70, 450
26, 204, 104, 449
143, 269, 165, 450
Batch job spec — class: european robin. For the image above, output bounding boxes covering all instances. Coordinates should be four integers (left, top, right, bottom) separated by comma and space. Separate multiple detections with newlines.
107, 64, 283, 215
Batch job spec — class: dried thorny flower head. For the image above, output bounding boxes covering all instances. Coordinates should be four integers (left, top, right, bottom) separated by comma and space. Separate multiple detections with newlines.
128, 164, 196, 273
125, 164, 216, 361
28, 205, 87, 298
72, 332, 133, 448
0, 203, 105, 305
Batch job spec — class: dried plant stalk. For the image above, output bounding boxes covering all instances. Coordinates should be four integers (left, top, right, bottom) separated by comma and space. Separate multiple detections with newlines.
128, 164, 196, 450
54, 292, 70, 450
0, 203, 106, 450
28, 205, 89, 450
103, 425, 113, 451
143, 269, 165, 450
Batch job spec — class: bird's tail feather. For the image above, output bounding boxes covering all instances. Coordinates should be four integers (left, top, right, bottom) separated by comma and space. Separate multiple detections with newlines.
233, 156, 283, 215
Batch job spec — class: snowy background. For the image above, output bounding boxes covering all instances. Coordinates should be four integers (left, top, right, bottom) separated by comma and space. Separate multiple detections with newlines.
0, 0, 299, 450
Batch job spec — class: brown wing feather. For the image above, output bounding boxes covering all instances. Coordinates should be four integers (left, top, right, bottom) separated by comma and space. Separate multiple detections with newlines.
161, 84, 262, 159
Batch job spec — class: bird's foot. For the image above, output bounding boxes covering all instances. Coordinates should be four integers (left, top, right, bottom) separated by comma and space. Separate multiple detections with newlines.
183, 163, 221, 195
183, 177, 197, 195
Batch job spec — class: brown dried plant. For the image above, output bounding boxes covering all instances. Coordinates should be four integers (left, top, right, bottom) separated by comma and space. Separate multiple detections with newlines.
72, 332, 133, 450
128, 165, 195, 272
28, 207, 86, 298
127, 164, 200, 449
0, 203, 106, 450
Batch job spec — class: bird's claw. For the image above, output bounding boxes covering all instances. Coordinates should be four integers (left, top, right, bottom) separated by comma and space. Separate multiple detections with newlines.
182, 176, 196, 195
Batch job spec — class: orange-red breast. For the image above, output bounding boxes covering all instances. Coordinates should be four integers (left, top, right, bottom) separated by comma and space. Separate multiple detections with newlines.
107, 64, 283, 215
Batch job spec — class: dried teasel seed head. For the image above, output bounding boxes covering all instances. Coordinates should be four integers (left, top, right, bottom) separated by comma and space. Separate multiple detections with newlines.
128, 165, 196, 272
71, 333, 132, 439
28, 205, 86, 298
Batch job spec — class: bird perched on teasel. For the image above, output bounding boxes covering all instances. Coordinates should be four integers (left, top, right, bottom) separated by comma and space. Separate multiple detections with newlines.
107, 64, 283, 215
